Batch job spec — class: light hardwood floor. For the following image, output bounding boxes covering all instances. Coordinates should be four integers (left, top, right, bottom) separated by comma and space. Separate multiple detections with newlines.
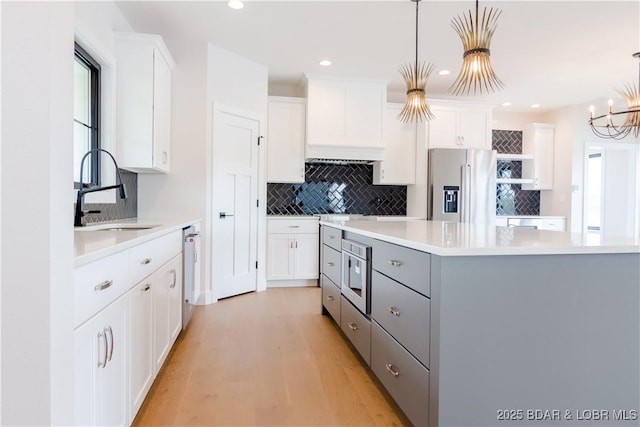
133, 287, 411, 426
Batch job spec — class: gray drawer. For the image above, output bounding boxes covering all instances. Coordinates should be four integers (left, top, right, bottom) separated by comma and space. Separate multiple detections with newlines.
322, 226, 342, 251
371, 321, 429, 427
321, 275, 341, 323
372, 239, 430, 297
321, 244, 341, 286
340, 296, 371, 366
371, 270, 430, 368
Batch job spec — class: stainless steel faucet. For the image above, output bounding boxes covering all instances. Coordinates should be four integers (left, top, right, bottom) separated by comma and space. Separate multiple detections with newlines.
74, 148, 127, 227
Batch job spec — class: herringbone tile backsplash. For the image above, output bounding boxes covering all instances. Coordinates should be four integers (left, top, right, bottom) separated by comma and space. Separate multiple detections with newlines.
267, 163, 407, 216
493, 130, 540, 215
80, 169, 138, 224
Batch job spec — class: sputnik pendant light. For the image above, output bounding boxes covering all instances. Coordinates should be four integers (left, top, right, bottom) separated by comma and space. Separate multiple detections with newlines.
589, 52, 640, 140
399, 0, 435, 123
450, 0, 503, 96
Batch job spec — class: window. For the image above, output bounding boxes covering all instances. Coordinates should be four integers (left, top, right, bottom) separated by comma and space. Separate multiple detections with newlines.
74, 43, 100, 187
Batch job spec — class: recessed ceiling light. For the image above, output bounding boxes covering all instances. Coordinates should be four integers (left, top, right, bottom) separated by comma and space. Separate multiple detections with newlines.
228, 0, 244, 10
531, 103, 541, 108
502, 102, 511, 107
319, 60, 332, 67
438, 69, 450, 76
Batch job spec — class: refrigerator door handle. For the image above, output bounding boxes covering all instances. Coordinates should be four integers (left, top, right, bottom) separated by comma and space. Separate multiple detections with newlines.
461, 164, 472, 223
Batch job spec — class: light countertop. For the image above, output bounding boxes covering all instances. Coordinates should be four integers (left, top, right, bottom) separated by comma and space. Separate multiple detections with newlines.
320, 219, 640, 256
74, 218, 200, 267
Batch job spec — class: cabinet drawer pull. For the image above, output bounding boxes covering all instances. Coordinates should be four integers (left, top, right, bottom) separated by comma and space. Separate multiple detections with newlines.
385, 363, 400, 377
141, 258, 152, 265
328, 235, 335, 239
94, 280, 112, 291
347, 322, 358, 331
97, 330, 107, 368
105, 326, 114, 362
288, 225, 300, 228
327, 262, 335, 267
327, 295, 334, 301
142, 284, 151, 292
387, 306, 400, 317
388, 260, 402, 267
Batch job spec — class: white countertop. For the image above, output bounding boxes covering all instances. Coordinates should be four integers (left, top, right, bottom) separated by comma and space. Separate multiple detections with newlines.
74, 218, 200, 267
320, 219, 640, 256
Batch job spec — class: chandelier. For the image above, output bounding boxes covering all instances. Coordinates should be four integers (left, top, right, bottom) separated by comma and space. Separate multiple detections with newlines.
450, 0, 503, 96
398, 0, 435, 123
588, 52, 640, 140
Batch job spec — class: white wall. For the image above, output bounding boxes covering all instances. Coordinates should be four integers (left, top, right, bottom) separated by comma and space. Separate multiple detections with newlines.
1, 2, 74, 424
206, 44, 269, 299
138, 42, 268, 303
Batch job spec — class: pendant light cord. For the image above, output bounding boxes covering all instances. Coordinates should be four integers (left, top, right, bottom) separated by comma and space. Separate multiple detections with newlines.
415, 0, 419, 76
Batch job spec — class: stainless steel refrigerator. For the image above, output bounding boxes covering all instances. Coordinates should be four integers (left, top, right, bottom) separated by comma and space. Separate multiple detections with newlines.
427, 148, 497, 224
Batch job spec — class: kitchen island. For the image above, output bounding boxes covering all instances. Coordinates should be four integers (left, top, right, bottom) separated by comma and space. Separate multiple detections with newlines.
320, 219, 640, 427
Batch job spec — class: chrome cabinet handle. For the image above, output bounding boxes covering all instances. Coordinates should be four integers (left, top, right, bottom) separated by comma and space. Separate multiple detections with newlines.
94, 280, 112, 291
288, 225, 300, 228
327, 262, 335, 267
347, 322, 358, 331
97, 330, 107, 368
388, 260, 402, 267
141, 258, 152, 265
295, 241, 298, 249
327, 295, 334, 301
328, 235, 335, 239
105, 326, 114, 362
385, 363, 400, 377
387, 306, 400, 317
142, 284, 151, 292
170, 269, 177, 289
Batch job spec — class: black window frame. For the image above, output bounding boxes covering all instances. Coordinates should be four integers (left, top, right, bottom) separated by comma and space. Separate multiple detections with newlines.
74, 42, 101, 188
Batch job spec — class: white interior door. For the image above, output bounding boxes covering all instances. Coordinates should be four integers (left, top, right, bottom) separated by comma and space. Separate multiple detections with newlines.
212, 106, 260, 299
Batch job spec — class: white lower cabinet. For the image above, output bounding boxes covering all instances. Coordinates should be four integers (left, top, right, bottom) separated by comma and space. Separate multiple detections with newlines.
74, 229, 184, 426
128, 280, 154, 419
153, 254, 183, 374
74, 294, 128, 427
266, 218, 319, 283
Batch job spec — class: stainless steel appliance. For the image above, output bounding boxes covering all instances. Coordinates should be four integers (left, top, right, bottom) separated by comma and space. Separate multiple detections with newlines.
341, 239, 372, 314
182, 224, 200, 329
427, 148, 497, 224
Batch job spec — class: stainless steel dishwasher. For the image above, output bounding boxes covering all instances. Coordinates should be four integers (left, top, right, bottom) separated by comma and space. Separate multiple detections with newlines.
182, 224, 200, 329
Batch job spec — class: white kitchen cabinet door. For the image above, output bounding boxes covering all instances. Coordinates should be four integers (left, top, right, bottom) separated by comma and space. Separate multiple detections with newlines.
293, 233, 320, 279
153, 254, 182, 375
74, 294, 128, 427
116, 33, 175, 173
128, 280, 154, 420
373, 103, 417, 185
522, 123, 555, 190
267, 97, 306, 183
266, 234, 295, 280
428, 102, 492, 150
306, 77, 386, 160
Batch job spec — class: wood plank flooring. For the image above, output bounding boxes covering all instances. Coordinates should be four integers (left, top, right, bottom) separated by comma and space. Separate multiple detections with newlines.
133, 287, 411, 426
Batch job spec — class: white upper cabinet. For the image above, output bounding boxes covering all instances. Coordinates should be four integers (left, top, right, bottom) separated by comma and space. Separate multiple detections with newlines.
428, 101, 492, 150
116, 32, 175, 173
305, 76, 386, 160
522, 123, 555, 190
267, 97, 306, 183
373, 103, 417, 185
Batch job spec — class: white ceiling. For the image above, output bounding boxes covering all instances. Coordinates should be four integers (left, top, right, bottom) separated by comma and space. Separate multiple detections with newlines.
116, 1, 640, 113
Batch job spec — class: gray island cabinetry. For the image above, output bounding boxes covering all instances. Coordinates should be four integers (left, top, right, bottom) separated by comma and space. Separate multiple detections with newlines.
320, 219, 640, 427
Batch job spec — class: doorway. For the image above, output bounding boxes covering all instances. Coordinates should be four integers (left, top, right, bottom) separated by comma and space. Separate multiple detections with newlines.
211, 104, 262, 299
583, 142, 639, 237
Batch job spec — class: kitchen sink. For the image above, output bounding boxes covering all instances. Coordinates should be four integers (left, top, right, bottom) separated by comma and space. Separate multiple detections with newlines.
75, 223, 160, 231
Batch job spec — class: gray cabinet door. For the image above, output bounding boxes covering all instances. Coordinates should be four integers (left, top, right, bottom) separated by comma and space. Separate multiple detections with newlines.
340, 296, 371, 366
372, 239, 430, 297
371, 321, 429, 427
371, 270, 430, 368
321, 244, 341, 286
321, 226, 342, 251
321, 274, 341, 323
